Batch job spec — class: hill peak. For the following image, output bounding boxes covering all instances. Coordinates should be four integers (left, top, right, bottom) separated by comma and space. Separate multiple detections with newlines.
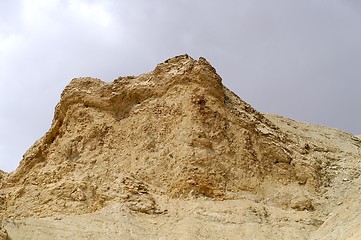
2, 55, 360, 239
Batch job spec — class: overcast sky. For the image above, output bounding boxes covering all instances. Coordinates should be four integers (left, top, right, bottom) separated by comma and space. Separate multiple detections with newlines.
1, 0, 360, 172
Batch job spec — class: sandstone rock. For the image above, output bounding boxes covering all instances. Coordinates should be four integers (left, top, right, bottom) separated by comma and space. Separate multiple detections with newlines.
0, 225, 8, 240
0, 171, 6, 188
1, 55, 315, 218
0, 55, 360, 239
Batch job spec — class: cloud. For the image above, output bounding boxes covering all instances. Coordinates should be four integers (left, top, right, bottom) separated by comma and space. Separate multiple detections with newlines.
0, 33, 22, 65
68, 0, 112, 27
1, 0, 361, 172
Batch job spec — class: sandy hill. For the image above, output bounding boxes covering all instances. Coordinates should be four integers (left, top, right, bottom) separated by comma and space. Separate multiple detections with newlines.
0, 55, 360, 240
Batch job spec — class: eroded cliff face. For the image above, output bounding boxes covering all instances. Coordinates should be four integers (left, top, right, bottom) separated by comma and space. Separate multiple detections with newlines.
0, 55, 318, 218
0, 171, 6, 185
1, 55, 360, 240
0, 173, 8, 240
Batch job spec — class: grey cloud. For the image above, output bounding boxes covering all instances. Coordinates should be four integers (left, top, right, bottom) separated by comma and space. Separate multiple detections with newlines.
0, 0, 360, 172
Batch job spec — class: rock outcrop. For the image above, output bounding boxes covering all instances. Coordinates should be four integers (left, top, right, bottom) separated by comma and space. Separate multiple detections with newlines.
1, 55, 319, 218
0, 226, 8, 240
0, 55, 360, 239
0, 218, 7, 240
